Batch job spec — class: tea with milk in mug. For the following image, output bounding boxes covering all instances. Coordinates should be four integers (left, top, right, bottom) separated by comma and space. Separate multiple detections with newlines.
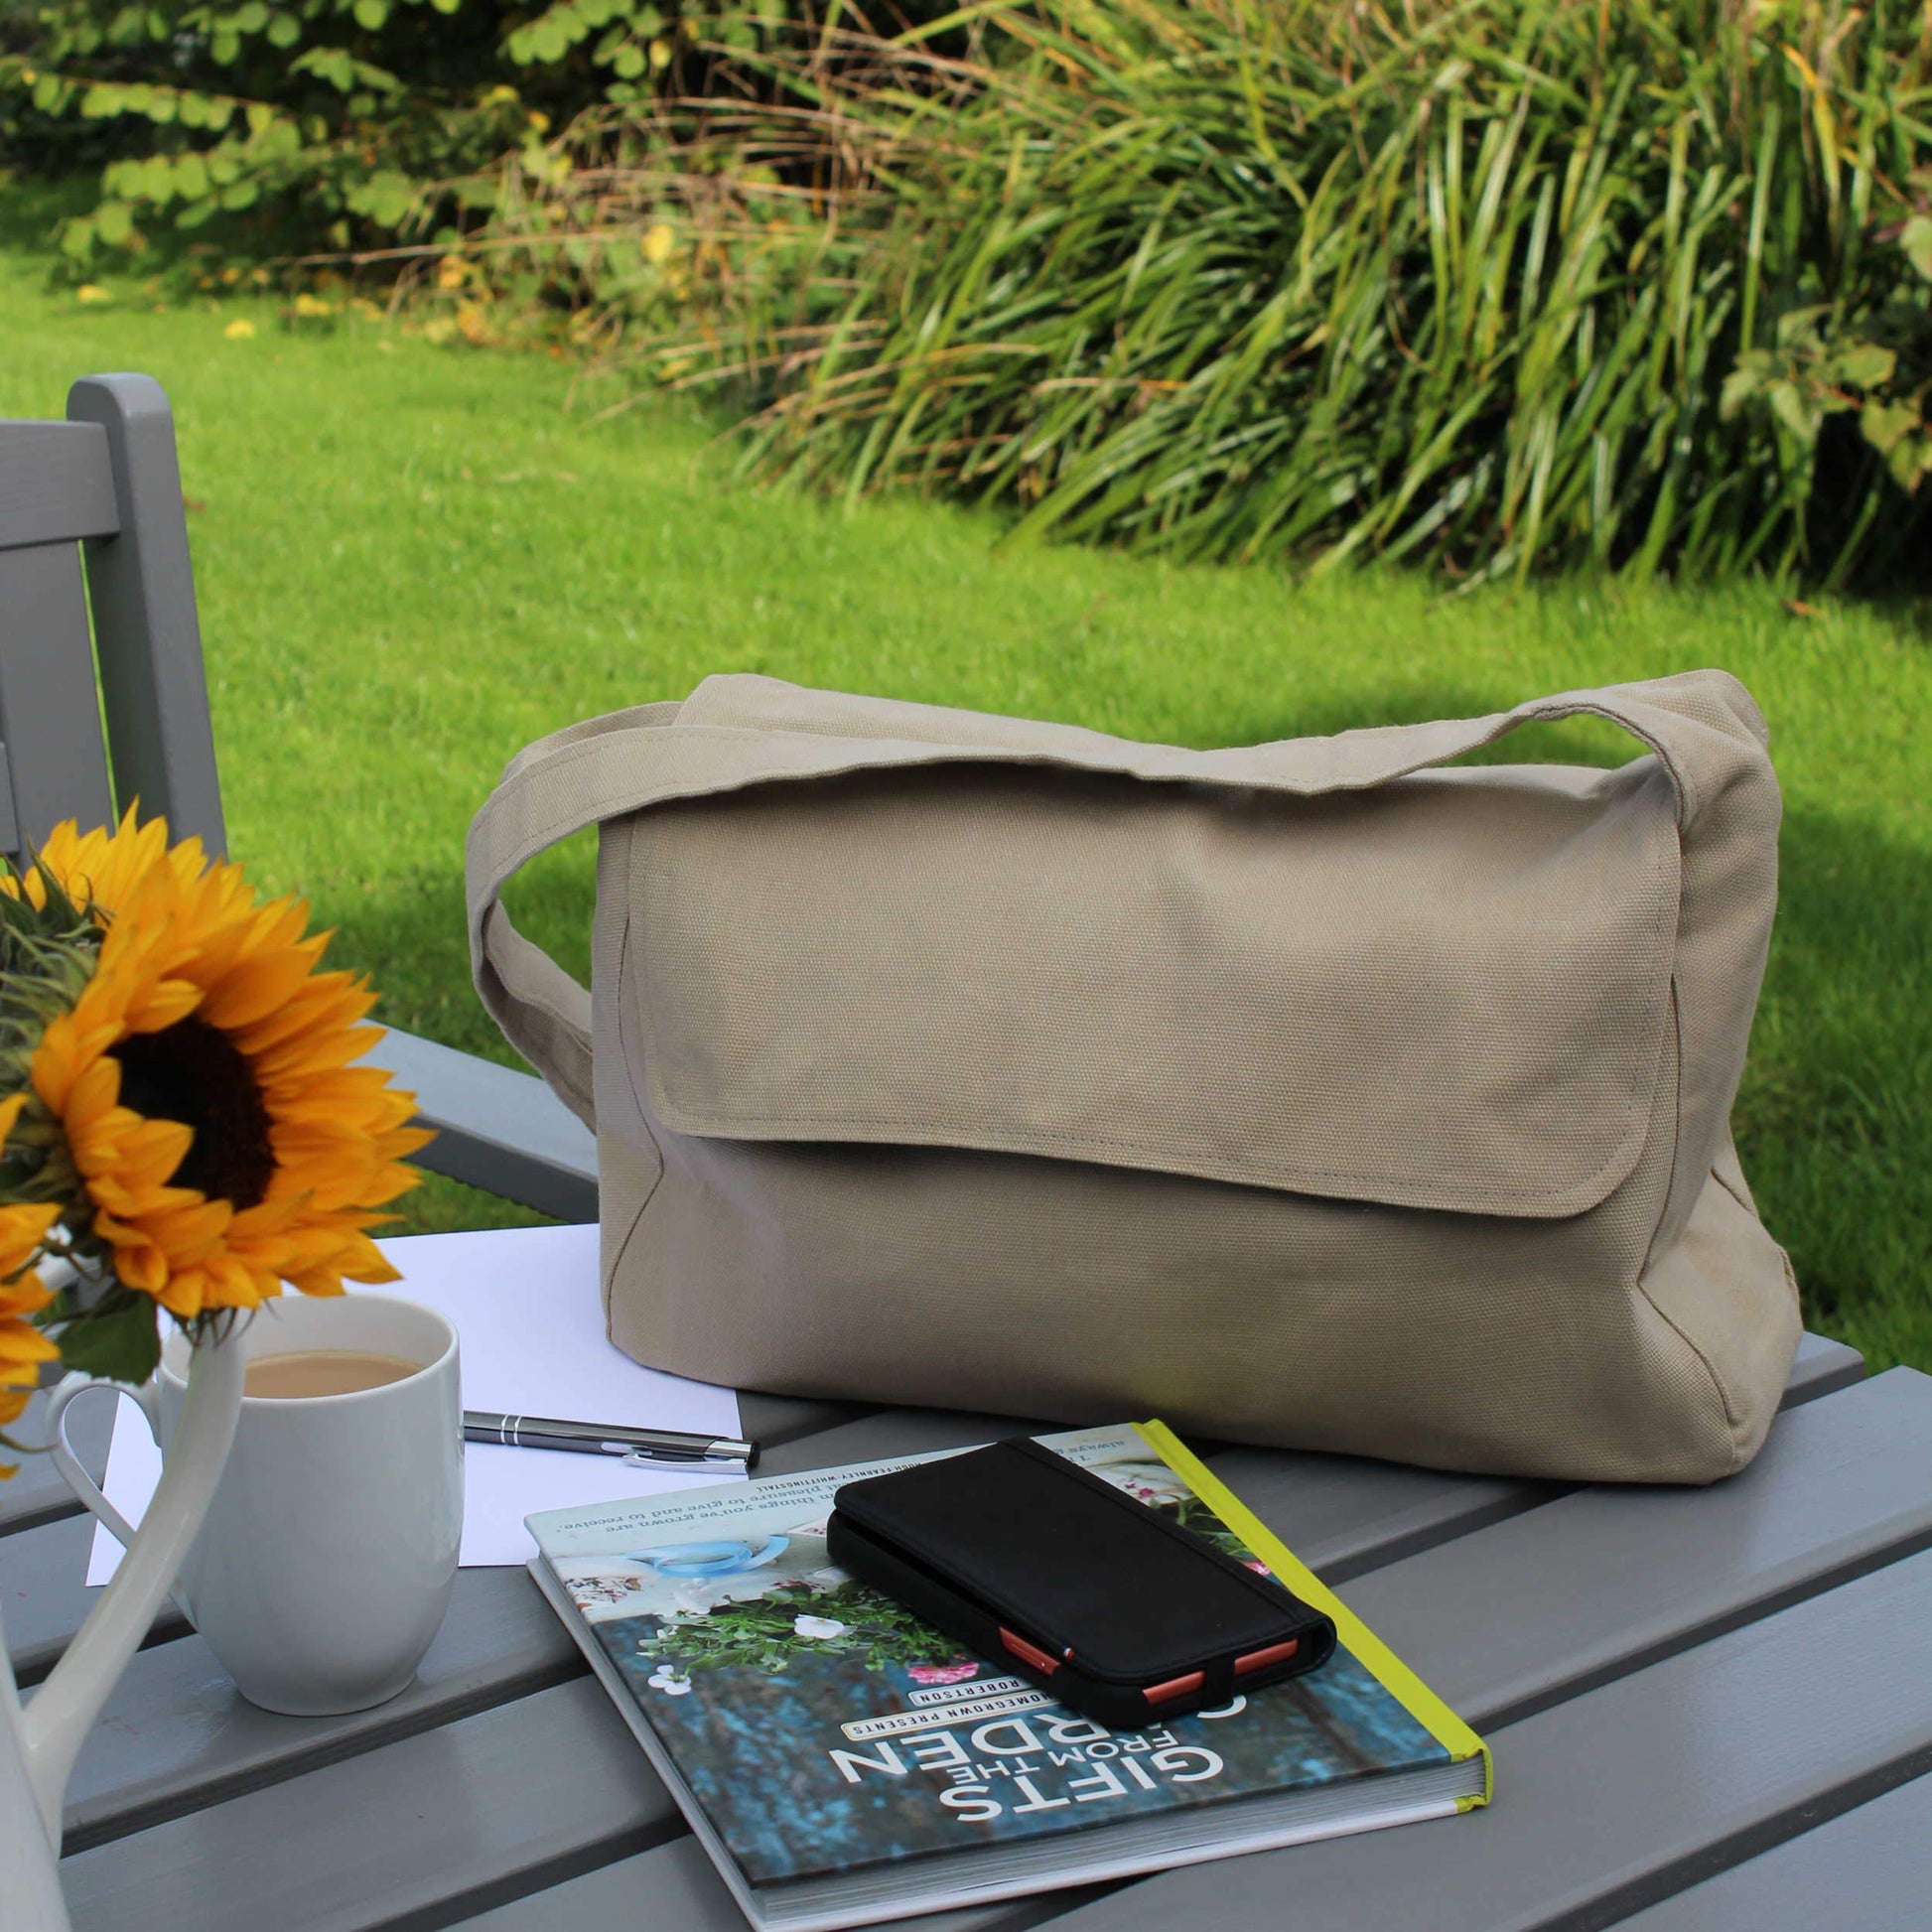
243, 1350, 423, 1399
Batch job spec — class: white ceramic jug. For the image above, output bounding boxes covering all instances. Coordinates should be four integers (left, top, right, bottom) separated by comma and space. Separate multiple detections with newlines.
0, 1330, 243, 1931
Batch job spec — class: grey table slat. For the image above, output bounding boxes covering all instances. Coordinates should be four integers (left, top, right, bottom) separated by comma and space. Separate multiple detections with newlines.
458, 1834, 1092, 1932
1038, 1546, 1932, 1932
60, 1567, 583, 1851
62, 1675, 672, 1932
754, 1327, 1863, 1569
60, 1367, 1930, 1932
1344, 1366, 1932, 1730
3, 1513, 191, 1689
740, 1389, 870, 1451
1608, 1770, 1932, 1932
0, 1385, 114, 1537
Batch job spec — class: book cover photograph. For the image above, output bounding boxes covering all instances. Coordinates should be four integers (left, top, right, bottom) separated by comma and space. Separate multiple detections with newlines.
529, 1422, 1488, 1911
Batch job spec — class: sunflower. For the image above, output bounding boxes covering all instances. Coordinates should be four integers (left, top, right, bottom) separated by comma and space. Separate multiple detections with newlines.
0, 1095, 60, 1468
23, 811, 432, 1319
5, 813, 204, 921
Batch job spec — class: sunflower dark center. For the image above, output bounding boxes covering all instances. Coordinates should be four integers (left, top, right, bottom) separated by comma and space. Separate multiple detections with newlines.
110, 1017, 274, 1211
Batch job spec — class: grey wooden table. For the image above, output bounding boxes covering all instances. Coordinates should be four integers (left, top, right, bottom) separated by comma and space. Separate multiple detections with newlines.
7, 1324, 1930, 1932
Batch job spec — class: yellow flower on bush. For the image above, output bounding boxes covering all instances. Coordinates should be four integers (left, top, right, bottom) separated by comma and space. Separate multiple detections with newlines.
17, 812, 431, 1319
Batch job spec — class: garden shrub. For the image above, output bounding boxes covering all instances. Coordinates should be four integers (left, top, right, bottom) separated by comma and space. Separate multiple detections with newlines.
547, 0, 1932, 588
0, 0, 784, 264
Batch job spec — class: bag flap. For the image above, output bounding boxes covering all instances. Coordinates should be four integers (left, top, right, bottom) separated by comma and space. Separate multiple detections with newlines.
622, 681, 1681, 1219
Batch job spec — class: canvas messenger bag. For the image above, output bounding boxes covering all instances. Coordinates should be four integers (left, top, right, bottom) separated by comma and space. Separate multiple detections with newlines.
468, 667, 1798, 1483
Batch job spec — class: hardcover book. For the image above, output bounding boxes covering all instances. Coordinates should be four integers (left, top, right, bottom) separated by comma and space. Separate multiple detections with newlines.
526, 1422, 1490, 1931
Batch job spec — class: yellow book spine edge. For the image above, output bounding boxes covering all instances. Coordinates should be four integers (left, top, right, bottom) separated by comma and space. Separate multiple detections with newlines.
1132, 1419, 1493, 1811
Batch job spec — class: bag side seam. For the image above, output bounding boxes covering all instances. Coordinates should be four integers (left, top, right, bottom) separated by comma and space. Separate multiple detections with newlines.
605, 909, 668, 1303
1625, 978, 1750, 1465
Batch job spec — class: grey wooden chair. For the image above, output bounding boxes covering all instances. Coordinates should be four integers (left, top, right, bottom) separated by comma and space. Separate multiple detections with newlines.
0, 373, 596, 1222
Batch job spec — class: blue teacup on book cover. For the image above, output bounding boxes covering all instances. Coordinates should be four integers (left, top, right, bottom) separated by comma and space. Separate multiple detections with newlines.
527, 1423, 1489, 1899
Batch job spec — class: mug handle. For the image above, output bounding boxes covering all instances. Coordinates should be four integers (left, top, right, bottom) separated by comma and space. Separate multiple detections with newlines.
44, 1375, 195, 1620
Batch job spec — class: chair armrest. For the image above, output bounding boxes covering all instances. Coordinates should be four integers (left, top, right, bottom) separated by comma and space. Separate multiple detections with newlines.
364, 1029, 597, 1223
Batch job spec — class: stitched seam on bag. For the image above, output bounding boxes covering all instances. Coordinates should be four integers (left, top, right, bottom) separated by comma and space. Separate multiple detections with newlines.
1777, 1241, 1801, 1310
1710, 1159, 1756, 1218
1638, 979, 1689, 1281
1628, 1087, 1746, 1458
1738, 1189, 1798, 1321
606, 1160, 662, 1315
1641, 1275, 1747, 1463
607, 911, 667, 1301
1622, 976, 1746, 1454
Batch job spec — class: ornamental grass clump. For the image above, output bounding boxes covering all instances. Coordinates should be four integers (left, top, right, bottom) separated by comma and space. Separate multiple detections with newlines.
0, 811, 431, 1469
557, 0, 1932, 588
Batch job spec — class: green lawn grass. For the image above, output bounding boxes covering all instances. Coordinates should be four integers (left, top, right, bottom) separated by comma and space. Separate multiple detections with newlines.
3, 249, 1927, 1374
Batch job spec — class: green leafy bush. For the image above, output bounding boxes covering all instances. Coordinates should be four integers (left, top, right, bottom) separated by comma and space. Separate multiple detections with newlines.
573, 0, 1932, 587
0, 0, 768, 265
1722, 194, 1932, 504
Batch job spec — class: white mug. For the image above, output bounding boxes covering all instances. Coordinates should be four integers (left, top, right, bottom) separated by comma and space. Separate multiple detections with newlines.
48, 1294, 463, 1716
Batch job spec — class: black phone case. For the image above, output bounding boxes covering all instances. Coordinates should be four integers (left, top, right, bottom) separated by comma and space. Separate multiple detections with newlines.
827, 1438, 1335, 1727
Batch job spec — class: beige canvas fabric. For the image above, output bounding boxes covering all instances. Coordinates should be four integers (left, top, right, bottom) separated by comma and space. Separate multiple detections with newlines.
468, 668, 1798, 1482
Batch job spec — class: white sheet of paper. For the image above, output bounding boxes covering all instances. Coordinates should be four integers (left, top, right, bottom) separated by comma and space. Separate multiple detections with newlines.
86, 1222, 745, 1582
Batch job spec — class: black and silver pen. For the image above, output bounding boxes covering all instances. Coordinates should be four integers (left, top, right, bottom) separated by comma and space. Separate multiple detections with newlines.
464, 1411, 758, 1470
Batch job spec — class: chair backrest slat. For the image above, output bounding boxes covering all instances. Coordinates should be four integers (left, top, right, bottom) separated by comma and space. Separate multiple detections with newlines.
0, 542, 116, 856
69, 377, 226, 856
0, 376, 225, 866
0, 420, 119, 552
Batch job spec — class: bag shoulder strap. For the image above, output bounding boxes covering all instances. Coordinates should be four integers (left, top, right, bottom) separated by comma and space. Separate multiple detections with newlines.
467, 669, 1774, 1131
